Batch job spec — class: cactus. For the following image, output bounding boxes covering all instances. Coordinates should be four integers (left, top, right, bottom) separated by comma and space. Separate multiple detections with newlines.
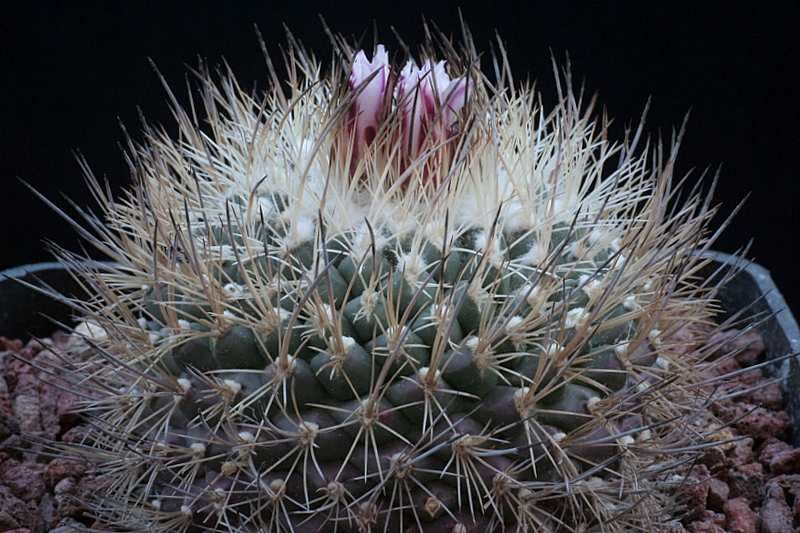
43, 27, 734, 533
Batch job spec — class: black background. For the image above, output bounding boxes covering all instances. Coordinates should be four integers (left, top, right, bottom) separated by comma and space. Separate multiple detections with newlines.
2, 2, 798, 315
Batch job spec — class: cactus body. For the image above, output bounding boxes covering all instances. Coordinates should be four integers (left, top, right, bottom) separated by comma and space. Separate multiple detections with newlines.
50, 30, 729, 533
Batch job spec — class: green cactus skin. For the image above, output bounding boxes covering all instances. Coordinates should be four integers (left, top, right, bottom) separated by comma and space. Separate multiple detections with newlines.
44, 27, 732, 533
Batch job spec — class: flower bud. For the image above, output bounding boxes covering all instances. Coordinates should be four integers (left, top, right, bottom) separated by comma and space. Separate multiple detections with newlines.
348, 45, 390, 163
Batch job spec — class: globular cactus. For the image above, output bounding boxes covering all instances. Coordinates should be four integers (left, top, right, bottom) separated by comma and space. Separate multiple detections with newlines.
44, 27, 733, 533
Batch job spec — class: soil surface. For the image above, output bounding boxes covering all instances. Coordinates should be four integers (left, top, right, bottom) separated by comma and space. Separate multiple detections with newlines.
0, 329, 796, 533
661, 328, 800, 533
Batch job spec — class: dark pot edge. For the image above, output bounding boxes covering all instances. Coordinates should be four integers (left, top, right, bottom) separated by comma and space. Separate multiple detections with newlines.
706, 251, 800, 349
701, 251, 800, 445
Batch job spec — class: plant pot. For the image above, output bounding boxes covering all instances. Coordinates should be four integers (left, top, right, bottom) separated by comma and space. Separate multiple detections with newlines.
0, 262, 92, 341
698, 251, 800, 445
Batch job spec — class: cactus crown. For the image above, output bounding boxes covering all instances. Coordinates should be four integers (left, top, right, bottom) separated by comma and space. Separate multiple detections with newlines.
46, 25, 729, 533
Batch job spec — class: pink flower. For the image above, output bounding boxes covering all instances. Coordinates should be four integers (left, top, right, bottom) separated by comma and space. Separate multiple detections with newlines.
396, 59, 471, 160
348, 45, 390, 163
346, 45, 472, 185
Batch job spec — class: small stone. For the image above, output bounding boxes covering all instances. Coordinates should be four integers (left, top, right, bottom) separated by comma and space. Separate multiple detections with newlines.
38, 492, 60, 531
22, 338, 45, 357
0, 486, 44, 532
709, 329, 765, 366
654, 520, 689, 533
736, 407, 791, 441
699, 445, 727, 473
687, 510, 725, 533
706, 477, 729, 512
728, 329, 766, 367
752, 381, 784, 411
59, 426, 89, 443
760, 481, 793, 533
707, 353, 741, 377
707, 330, 740, 361
728, 437, 754, 467
10, 373, 40, 398
0, 464, 46, 502
727, 462, 764, 502
759, 438, 793, 466
680, 465, 710, 520
768, 474, 800, 523
723, 497, 759, 533
769, 448, 800, 475
0, 510, 20, 530
0, 408, 18, 442
75, 475, 109, 511
11, 395, 40, 435
738, 461, 762, 476
44, 459, 87, 489
0, 337, 24, 352
54, 477, 84, 518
